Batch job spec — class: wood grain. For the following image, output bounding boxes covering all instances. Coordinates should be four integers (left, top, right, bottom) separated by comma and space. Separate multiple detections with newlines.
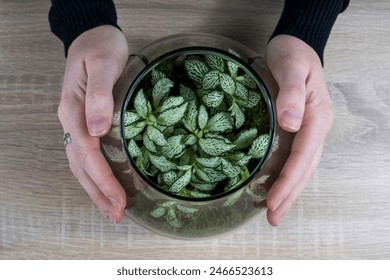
1, 0, 390, 259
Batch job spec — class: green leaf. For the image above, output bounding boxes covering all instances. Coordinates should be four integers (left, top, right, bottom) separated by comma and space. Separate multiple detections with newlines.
180, 84, 197, 101
184, 134, 197, 145
143, 132, 157, 153
134, 89, 149, 118
222, 188, 244, 207
205, 112, 233, 133
123, 121, 146, 139
157, 96, 185, 113
230, 103, 245, 128
199, 136, 235, 156
234, 128, 258, 149
146, 126, 167, 146
176, 205, 199, 214
152, 77, 174, 109
182, 100, 198, 132
191, 182, 216, 192
235, 82, 249, 102
190, 191, 211, 198
219, 73, 236, 95
221, 158, 241, 178
202, 91, 224, 108
162, 171, 178, 186
198, 105, 209, 130
202, 70, 220, 90
167, 210, 182, 228
161, 135, 186, 159
157, 102, 188, 126
236, 155, 251, 167
149, 153, 177, 172
123, 111, 140, 126
184, 59, 209, 85
151, 69, 166, 85
205, 54, 225, 72
150, 207, 166, 218
169, 169, 192, 193
196, 157, 221, 168
227, 59, 239, 78
245, 91, 261, 108
127, 139, 142, 158
195, 166, 227, 183
239, 73, 257, 89
249, 134, 270, 159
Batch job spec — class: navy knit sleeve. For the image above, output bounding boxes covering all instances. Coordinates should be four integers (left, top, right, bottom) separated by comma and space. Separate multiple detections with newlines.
49, 0, 120, 57
269, 0, 350, 64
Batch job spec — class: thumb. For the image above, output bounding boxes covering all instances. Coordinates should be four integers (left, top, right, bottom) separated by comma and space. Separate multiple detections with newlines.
273, 66, 307, 133
85, 57, 123, 137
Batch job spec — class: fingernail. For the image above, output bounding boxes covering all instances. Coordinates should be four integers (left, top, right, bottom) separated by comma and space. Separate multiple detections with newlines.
105, 212, 117, 224
281, 109, 301, 131
109, 197, 123, 212
87, 115, 109, 136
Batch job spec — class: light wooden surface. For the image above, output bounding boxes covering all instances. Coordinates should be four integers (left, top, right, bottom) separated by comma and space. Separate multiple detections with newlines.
1, 0, 390, 259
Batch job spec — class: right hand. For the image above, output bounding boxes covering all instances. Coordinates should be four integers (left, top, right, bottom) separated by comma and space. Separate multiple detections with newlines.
58, 25, 129, 223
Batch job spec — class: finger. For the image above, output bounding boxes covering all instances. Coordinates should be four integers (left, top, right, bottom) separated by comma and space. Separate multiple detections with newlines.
266, 146, 323, 226
84, 55, 123, 137
274, 65, 307, 133
59, 89, 126, 221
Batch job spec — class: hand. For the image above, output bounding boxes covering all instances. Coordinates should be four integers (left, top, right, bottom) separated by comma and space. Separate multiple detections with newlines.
265, 35, 333, 226
58, 25, 129, 223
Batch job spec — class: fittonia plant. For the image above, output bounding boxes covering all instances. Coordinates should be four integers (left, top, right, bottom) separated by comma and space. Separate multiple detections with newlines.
123, 50, 270, 198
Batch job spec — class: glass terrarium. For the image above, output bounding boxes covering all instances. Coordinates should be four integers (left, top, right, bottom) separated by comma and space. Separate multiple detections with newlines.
100, 33, 294, 239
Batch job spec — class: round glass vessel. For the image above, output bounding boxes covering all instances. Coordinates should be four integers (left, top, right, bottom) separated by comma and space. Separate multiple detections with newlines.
101, 33, 294, 239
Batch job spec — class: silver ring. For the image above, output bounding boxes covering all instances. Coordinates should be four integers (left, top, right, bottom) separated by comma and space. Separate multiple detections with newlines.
63, 133, 72, 146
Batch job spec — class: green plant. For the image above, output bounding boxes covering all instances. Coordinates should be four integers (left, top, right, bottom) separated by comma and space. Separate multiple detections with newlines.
123, 50, 270, 198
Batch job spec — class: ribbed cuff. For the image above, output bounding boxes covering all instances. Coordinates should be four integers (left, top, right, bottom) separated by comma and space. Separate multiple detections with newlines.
49, 0, 120, 57
269, 0, 349, 64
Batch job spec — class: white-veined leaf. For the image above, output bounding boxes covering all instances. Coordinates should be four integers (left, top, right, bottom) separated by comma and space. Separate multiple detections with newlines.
163, 171, 178, 186
149, 153, 177, 172
205, 112, 233, 133
157, 96, 185, 113
190, 191, 211, 198
161, 135, 186, 159
195, 166, 227, 183
134, 89, 149, 118
235, 82, 249, 101
230, 103, 245, 128
143, 132, 157, 153
152, 77, 174, 108
182, 100, 198, 131
198, 105, 209, 130
227, 59, 239, 78
102, 144, 126, 163
202, 70, 220, 90
219, 73, 236, 95
249, 134, 270, 159
123, 121, 146, 139
196, 157, 221, 168
123, 111, 140, 126
245, 91, 261, 108
222, 188, 244, 207
176, 205, 199, 214
169, 169, 192, 193
150, 207, 166, 218
202, 91, 224, 108
184, 59, 209, 85
236, 155, 251, 167
239, 73, 257, 89
167, 210, 182, 228
184, 134, 197, 145
221, 158, 241, 178
180, 84, 197, 101
151, 68, 166, 85
234, 128, 258, 149
191, 181, 216, 192
199, 136, 236, 156
127, 139, 142, 158
205, 54, 224, 72
146, 126, 167, 146
157, 102, 188, 126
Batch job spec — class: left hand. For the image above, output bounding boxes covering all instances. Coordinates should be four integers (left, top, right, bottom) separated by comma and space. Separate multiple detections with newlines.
265, 35, 333, 226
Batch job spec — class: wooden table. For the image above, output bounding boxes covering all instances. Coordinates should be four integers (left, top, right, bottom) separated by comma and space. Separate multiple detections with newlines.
1, 0, 389, 259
